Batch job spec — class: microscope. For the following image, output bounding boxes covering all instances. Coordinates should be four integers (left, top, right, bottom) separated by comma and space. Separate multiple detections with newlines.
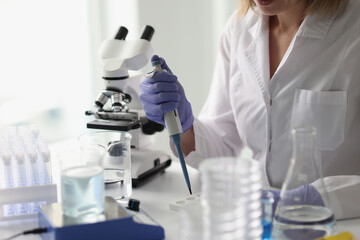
85, 25, 171, 187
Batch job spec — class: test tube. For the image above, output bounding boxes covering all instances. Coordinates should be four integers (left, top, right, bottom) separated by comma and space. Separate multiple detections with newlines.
29, 124, 40, 140
14, 151, 27, 187
0, 130, 15, 188
1, 154, 19, 217
14, 151, 32, 214
18, 126, 40, 186
18, 126, 45, 213
18, 130, 40, 185
36, 138, 52, 184
24, 145, 42, 213
0, 129, 18, 216
29, 150, 40, 185
1, 153, 13, 188
9, 128, 33, 214
8, 128, 28, 187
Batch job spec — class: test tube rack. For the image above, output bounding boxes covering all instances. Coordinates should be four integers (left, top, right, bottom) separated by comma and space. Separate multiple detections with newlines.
0, 126, 58, 221
0, 183, 57, 221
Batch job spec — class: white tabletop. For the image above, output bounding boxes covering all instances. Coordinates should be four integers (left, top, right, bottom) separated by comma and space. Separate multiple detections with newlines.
0, 159, 359, 240
133, 161, 360, 240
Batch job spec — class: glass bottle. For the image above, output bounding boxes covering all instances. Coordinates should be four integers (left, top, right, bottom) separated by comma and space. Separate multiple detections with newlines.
272, 126, 335, 240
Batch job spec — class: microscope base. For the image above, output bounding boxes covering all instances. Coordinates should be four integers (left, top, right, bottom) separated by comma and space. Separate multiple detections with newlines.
131, 149, 172, 188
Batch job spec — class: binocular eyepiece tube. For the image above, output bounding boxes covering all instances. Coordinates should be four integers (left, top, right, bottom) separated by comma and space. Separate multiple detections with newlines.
114, 25, 154, 42
140, 25, 154, 42
114, 26, 129, 40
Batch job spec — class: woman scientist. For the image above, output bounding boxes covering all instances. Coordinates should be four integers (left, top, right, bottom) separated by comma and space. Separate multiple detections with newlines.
139, 0, 360, 220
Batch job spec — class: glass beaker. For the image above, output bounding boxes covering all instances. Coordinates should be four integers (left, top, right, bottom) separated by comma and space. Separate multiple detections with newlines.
59, 144, 105, 218
272, 126, 335, 240
78, 131, 132, 199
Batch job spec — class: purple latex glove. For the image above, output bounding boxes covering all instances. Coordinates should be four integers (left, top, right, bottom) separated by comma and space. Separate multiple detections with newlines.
263, 184, 324, 216
139, 55, 194, 132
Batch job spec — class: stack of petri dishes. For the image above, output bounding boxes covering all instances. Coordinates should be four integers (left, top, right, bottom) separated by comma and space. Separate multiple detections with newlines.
179, 199, 204, 240
199, 157, 263, 240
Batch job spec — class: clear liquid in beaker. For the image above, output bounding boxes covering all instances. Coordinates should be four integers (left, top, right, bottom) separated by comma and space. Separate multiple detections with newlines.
104, 168, 132, 198
273, 205, 334, 240
61, 166, 104, 217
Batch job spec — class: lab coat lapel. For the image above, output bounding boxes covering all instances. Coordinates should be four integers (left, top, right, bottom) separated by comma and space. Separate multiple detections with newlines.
241, 14, 271, 187
297, 10, 338, 39
243, 14, 271, 102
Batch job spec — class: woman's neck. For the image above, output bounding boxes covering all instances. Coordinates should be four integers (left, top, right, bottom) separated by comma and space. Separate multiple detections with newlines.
271, 1, 307, 34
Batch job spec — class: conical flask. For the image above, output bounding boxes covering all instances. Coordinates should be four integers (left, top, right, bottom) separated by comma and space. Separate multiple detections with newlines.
272, 126, 335, 240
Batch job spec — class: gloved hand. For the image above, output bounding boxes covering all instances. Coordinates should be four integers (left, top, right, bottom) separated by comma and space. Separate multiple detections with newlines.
139, 55, 194, 132
263, 184, 324, 216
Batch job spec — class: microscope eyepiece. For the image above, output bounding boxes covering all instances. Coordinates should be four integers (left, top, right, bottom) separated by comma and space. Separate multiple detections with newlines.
114, 26, 129, 40
140, 25, 154, 42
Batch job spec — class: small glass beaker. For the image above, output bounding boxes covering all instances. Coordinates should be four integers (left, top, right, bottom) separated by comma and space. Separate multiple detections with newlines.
272, 126, 335, 240
59, 144, 105, 218
78, 131, 132, 199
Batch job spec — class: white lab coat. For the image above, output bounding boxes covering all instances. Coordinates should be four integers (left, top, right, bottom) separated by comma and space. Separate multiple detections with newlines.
186, 0, 360, 220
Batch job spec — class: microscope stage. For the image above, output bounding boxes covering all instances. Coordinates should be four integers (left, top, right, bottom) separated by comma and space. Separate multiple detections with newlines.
87, 119, 141, 131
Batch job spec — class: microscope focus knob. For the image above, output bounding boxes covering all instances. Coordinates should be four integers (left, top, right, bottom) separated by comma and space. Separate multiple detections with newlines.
141, 118, 165, 135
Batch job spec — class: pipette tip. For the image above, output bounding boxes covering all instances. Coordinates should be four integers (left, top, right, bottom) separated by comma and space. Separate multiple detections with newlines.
189, 188, 192, 195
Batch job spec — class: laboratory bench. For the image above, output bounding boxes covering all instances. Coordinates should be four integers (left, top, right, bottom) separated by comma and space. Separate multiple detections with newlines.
0, 142, 359, 240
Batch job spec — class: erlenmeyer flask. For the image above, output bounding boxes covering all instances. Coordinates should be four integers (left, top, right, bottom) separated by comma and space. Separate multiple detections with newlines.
272, 126, 335, 240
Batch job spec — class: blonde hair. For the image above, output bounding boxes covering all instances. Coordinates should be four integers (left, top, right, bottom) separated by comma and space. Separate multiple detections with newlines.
238, 0, 348, 17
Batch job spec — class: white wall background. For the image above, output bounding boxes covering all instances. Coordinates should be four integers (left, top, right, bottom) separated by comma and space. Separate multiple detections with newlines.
0, 0, 92, 142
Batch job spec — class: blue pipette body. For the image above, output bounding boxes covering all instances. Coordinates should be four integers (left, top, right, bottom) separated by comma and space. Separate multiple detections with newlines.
171, 134, 192, 194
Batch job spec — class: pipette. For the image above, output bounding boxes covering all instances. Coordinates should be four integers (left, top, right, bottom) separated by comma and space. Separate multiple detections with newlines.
147, 58, 192, 195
